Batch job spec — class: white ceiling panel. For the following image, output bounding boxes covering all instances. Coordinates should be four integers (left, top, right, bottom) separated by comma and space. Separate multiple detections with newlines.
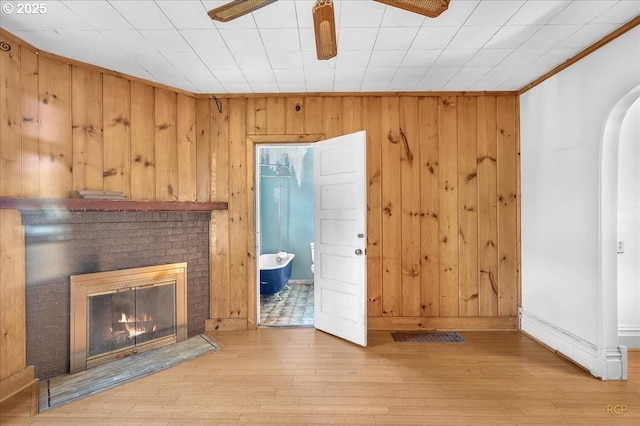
368, 50, 406, 68
180, 29, 228, 52
465, 0, 525, 26
260, 28, 301, 51
549, 1, 617, 24
412, 26, 459, 50
100, 30, 155, 53
139, 29, 193, 52
110, 1, 174, 30
0, 0, 635, 94
374, 27, 419, 50
62, 1, 132, 30
268, 50, 304, 69
520, 24, 581, 48
466, 48, 514, 67
156, 1, 214, 30
507, 1, 571, 26
433, 48, 478, 67
485, 25, 542, 49
591, 1, 640, 24
448, 25, 500, 49
558, 23, 620, 48
402, 49, 442, 68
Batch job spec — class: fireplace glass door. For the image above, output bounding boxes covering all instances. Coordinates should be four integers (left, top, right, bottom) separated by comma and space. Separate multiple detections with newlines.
87, 283, 176, 359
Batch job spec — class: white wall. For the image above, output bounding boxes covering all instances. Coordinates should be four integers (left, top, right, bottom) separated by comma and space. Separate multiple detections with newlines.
520, 26, 640, 379
617, 99, 640, 348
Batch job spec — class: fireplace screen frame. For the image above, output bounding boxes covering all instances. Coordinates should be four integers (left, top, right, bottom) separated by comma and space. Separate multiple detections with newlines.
70, 263, 187, 373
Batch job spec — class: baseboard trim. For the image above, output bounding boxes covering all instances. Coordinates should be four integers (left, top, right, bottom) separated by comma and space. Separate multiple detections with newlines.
618, 325, 640, 348
520, 308, 627, 380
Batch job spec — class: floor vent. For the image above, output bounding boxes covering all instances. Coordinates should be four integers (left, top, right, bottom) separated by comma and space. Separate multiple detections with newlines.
391, 331, 467, 343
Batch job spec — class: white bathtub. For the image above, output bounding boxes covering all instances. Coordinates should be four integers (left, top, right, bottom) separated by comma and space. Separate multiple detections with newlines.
259, 253, 295, 294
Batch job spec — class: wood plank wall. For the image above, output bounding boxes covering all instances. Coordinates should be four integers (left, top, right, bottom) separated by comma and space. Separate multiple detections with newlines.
0, 31, 210, 201
203, 94, 520, 331
1, 29, 519, 333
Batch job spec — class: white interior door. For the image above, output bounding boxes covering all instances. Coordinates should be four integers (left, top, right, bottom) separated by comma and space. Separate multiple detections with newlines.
314, 130, 367, 346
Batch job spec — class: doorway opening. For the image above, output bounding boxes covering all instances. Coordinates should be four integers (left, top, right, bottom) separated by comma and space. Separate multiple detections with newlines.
256, 144, 315, 327
616, 97, 640, 350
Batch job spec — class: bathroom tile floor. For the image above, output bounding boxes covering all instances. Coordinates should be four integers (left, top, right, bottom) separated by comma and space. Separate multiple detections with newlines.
260, 282, 314, 326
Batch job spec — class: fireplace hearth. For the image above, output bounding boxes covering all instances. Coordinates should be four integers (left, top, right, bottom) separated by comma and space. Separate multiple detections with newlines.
70, 263, 187, 373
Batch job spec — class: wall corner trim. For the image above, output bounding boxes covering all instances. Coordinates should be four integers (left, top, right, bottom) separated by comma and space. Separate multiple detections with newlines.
520, 309, 627, 380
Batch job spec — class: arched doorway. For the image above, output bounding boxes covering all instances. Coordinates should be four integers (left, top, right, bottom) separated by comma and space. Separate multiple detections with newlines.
600, 85, 639, 380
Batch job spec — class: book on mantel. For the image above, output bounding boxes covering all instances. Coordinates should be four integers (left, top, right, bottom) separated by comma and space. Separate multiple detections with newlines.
76, 190, 127, 200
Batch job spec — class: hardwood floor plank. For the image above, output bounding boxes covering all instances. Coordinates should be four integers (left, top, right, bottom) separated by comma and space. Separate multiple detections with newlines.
1, 329, 638, 426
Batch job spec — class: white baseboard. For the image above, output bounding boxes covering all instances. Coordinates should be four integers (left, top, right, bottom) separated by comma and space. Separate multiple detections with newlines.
520, 308, 627, 380
618, 325, 640, 348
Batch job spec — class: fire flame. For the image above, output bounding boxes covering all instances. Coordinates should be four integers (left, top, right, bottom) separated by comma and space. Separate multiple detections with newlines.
118, 312, 154, 337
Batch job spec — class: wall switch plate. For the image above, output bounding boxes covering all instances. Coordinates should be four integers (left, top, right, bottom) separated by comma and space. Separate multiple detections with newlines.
617, 240, 625, 254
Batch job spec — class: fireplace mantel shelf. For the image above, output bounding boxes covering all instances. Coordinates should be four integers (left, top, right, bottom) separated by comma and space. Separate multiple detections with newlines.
0, 198, 228, 212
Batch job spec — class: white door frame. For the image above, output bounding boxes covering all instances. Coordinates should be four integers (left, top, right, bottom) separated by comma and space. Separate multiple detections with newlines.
599, 84, 639, 379
247, 134, 325, 329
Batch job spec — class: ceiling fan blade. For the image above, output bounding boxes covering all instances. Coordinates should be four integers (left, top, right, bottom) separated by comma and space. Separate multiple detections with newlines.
208, 0, 278, 22
313, 0, 337, 60
374, 0, 450, 18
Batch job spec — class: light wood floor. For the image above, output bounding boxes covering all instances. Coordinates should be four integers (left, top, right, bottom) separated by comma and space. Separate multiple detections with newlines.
2, 329, 639, 425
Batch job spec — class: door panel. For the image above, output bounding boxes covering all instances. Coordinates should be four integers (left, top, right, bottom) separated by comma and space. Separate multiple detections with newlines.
314, 130, 367, 346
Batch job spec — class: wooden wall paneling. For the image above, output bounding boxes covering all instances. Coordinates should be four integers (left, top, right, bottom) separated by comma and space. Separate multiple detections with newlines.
457, 96, 479, 317
265, 97, 285, 135
177, 94, 197, 201
363, 97, 383, 317
515, 99, 522, 309
228, 98, 248, 319
322, 97, 342, 139
0, 38, 22, 197
380, 96, 402, 317
20, 48, 39, 198
38, 57, 72, 198
209, 97, 230, 320
341, 96, 362, 134
0, 209, 26, 379
285, 97, 305, 134
130, 82, 156, 201
419, 97, 440, 316
438, 96, 459, 316
399, 97, 422, 316
248, 97, 266, 135
303, 97, 323, 135
246, 137, 257, 329
154, 88, 178, 201
477, 96, 498, 316
102, 75, 131, 197
195, 98, 211, 202
496, 96, 518, 317
71, 66, 103, 193
212, 98, 229, 201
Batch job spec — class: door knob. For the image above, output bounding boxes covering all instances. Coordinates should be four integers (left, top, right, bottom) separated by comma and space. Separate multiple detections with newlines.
355, 248, 363, 256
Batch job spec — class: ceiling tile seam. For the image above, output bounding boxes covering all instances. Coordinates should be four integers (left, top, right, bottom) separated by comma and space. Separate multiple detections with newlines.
187, 0, 240, 93
251, 15, 280, 93
358, 4, 390, 91
103, 0, 164, 83
460, 1, 527, 75
484, 1, 586, 78
293, 0, 308, 93
407, 0, 485, 87
136, 0, 218, 92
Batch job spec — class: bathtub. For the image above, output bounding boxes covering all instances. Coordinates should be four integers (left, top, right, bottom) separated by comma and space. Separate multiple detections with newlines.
259, 253, 295, 295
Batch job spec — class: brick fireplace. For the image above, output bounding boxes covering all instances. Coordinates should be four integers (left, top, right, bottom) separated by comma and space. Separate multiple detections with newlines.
69, 263, 188, 373
22, 210, 210, 380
